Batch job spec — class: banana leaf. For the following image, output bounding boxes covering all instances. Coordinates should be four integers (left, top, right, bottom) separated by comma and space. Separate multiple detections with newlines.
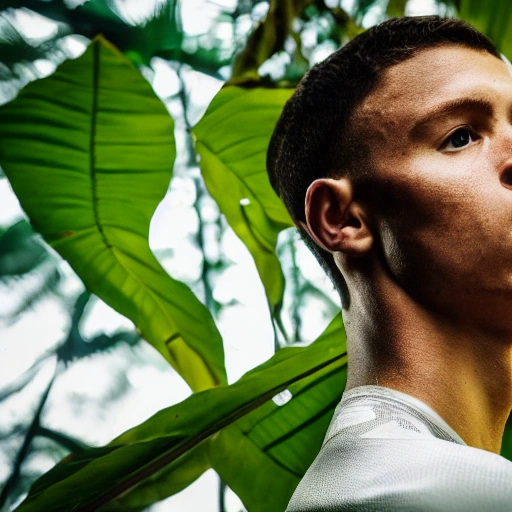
16, 314, 347, 512
193, 86, 294, 310
0, 36, 226, 392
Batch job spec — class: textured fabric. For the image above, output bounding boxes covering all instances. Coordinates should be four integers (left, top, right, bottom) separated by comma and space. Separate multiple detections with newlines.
286, 385, 512, 511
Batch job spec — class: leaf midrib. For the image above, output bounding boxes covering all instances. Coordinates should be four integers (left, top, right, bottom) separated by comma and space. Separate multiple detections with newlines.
86, 41, 211, 379
90, 40, 109, 252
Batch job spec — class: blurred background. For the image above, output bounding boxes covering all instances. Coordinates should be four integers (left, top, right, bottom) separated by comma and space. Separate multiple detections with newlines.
0, 0, 492, 510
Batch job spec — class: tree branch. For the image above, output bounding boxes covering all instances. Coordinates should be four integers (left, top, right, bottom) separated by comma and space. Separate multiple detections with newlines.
0, 365, 59, 509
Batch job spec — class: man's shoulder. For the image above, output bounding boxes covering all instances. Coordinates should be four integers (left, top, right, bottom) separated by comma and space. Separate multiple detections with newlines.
286, 435, 512, 512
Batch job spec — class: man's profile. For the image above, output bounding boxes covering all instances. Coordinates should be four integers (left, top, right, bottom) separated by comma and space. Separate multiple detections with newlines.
267, 15, 512, 511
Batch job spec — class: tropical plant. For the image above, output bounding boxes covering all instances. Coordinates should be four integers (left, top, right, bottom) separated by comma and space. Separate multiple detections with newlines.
0, 1, 511, 511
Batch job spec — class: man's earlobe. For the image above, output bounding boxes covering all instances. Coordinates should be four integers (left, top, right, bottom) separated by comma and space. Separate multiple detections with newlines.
303, 178, 373, 255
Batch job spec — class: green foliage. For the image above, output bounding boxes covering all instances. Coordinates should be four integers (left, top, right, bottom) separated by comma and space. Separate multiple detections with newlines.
76, 0, 182, 65
502, 416, 512, 461
458, 0, 512, 58
0, 0, 182, 66
385, 0, 408, 18
231, 0, 312, 80
213, 331, 347, 511
0, 220, 47, 277
0, 220, 63, 325
99, 444, 212, 512
0, 11, 68, 79
2, 1, 512, 510
0, 0, 237, 79
16, 314, 346, 511
193, 86, 294, 309
0, 36, 226, 392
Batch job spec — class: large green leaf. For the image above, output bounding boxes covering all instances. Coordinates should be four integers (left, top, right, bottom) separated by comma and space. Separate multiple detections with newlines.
193, 86, 294, 309
0, 36, 226, 392
99, 444, 211, 512
458, 0, 512, 59
104, 315, 347, 512
212, 320, 347, 511
15, 315, 347, 512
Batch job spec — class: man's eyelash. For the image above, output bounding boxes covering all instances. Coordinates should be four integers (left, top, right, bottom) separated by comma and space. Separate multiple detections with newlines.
438, 126, 479, 150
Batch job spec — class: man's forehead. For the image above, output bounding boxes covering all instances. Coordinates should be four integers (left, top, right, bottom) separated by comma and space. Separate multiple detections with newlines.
354, 45, 512, 130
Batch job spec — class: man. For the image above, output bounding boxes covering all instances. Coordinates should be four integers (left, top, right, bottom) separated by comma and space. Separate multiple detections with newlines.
267, 15, 512, 511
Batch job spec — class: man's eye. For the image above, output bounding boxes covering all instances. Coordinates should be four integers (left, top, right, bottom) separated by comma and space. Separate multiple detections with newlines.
441, 127, 478, 152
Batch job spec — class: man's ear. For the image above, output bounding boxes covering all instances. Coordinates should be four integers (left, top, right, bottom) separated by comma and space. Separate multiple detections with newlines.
299, 177, 373, 255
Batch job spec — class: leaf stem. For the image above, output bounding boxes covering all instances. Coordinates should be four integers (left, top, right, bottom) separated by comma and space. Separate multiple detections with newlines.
36, 426, 90, 454
193, 176, 216, 312
288, 231, 302, 342
218, 477, 226, 512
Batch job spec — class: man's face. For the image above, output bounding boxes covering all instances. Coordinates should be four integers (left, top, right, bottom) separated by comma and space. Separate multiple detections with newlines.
354, 45, 512, 328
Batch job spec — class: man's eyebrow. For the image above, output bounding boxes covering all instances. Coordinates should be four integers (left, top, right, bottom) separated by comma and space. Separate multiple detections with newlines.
411, 98, 493, 134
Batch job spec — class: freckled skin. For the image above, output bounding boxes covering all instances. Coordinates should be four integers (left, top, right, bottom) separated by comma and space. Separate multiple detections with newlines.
323, 46, 512, 454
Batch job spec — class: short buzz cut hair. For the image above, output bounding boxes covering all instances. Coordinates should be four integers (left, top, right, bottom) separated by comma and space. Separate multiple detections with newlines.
267, 15, 499, 308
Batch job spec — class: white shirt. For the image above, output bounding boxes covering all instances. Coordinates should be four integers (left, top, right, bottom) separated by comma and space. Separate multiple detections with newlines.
286, 385, 512, 511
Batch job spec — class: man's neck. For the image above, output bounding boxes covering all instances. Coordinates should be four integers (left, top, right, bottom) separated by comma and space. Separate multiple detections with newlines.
343, 276, 512, 454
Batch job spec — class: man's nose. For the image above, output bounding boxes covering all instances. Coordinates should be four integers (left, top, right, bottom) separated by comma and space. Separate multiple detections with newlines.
501, 165, 512, 189
496, 121, 512, 188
